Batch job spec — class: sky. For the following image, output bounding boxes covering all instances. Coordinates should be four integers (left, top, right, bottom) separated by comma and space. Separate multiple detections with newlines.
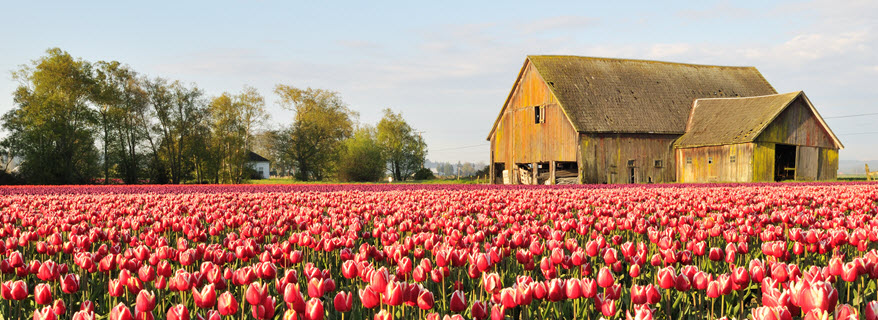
0, 0, 875, 163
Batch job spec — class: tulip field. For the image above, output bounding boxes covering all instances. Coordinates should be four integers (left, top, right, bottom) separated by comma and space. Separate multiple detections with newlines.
3, 183, 878, 320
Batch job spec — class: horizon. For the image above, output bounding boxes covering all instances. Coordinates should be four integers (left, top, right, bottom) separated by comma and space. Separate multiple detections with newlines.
1, 1, 876, 163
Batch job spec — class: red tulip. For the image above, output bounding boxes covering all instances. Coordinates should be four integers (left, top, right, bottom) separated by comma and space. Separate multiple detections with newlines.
417, 290, 435, 310
657, 267, 676, 289
307, 278, 325, 298
626, 304, 653, 320
342, 260, 359, 279
835, 304, 859, 320
472, 300, 488, 320
546, 279, 565, 302
383, 281, 403, 306
218, 291, 239, 316
4, 280, 28, 300
751, 306, 792, 320
72, 310, 95, 320
246, 282, 268, 305
33, 306, 56, 320
52, 299, 66, 315
110, 303, 133, 320
334, 291, 352, 312
841, 262, 859, 282
645, 284, 661, 304
597, 267, 614, 288
359, 286, 380, 309
304, 298, 324, 320
866, 301, 878, 320
450, 290, 467, 313
803, 310, 830, 320
370, 267, 390, 293
566, 278, 582, 299
166, 305, 189, 320
193, 284, 216, 308
34, 283, 52, 305
61, 274, 80, 293
581, 278, 597, 298
136, 290, 156, 312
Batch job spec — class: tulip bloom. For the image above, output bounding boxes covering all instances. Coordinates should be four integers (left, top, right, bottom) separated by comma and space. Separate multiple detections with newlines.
34, 306, 56, 320
472, 300, 488, 320
359, 287, 380, 309
450, 290, 467, 313
218, 291, 239, 316
193, 284, 217, 308
62, 274, 80, 293
657, 267, 676, 289
866, 301, 878, 320
246, 282, 268, 305
334, 291, 352, 312
304, 298, 323, 320
751, 306, 792, 320
136, 290, 156, 312
597, 267, 614, 288
418, 290, 435, 310
166, 305, 190, 320
109, 303, 133, 320
34, 283, 52, 305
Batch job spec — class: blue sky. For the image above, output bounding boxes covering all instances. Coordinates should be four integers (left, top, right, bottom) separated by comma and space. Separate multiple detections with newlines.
1, 0, 876, 162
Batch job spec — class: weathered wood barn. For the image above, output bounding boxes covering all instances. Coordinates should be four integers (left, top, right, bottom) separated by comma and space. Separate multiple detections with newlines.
487, 55, 843, 184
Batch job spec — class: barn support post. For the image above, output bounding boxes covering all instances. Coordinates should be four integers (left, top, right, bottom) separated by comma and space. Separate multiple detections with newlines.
532, 162, 538, 185
550, 161, 556, 185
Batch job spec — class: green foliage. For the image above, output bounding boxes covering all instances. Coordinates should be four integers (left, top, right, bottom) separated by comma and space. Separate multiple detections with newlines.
338, 126, 386, 182
275, 85, 356, 181
377, 109, 426, 181
413, 167, 435, 180
3, 48, 100, 184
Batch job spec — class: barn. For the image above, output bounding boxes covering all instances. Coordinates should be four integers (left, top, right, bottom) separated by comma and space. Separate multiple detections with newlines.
487, 55, 842, 184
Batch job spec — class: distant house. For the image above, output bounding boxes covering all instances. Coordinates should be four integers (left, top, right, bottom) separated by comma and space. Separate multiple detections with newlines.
248, 151, 270, 179
488, 55, 842, 184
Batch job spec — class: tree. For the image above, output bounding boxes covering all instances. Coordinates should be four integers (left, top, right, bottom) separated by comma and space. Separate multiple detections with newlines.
207, 88, 266, 183
337, 126, 385, 182
148, 79, 207, 184
377, 109, 427, 181
2, 48, 99, 184
93, 61, 149, 184
275, 85, 356, 181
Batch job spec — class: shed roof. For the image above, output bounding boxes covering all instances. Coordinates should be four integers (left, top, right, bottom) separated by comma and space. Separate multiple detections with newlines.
675, 91, 843, 148
489, 55, 777, 137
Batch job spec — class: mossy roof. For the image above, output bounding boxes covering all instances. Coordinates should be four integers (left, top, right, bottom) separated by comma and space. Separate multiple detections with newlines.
497, 55, 778, 135
675, 91, 843, 148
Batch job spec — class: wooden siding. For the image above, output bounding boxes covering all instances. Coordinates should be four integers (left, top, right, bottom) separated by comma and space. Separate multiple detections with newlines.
752, 142, 776, 182
756, 98, 836, 148
579, 133, 678, 184
675, 143, 754, 183
490, 61, 578, 183
817, 148, 838, 180
796, 146, 818, 181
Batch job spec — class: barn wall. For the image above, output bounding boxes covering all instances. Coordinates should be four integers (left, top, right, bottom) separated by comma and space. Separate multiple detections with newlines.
752, 142, 776, 182
756, 97, 836, 149
675, 143, 754, 183
490, 61, 578, 184
796, 146, 818, 181
579, 133, 678, 184
817, 148, 838, 180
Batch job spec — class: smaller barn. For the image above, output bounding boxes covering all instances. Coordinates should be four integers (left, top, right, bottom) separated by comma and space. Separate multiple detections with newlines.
675, 91, 843, 182
247, 151, 270, 179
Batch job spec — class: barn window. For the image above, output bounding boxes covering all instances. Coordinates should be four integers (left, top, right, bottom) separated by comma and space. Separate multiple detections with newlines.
708, 157, 713, 164
627, 160, 635, 167
686, 157, 692, 164
534, 106, 545, 124
654, 160, 663, 168
730, 155, 736, 163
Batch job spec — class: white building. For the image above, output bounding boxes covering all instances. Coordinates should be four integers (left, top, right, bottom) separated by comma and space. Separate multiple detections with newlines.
248, 151, 270, 179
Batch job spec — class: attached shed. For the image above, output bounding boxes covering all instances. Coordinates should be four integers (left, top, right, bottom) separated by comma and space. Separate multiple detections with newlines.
675, 91, 843, 182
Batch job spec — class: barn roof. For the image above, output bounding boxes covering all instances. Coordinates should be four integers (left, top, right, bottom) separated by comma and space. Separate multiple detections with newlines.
489, 55, 778, 137
675, 91, 844, 148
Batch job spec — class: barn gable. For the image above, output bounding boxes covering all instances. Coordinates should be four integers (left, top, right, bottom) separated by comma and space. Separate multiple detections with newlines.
675, 91, 843, 149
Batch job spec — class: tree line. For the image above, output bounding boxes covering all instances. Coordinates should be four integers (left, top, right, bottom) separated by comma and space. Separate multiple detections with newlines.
0, 48, 427, 184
